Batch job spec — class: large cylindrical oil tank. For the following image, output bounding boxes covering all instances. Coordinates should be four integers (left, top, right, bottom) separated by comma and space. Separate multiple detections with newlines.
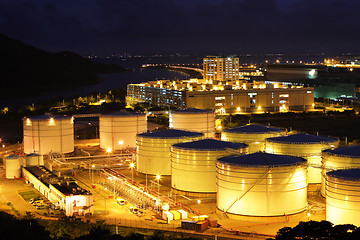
169, 108, 215, 137
325, 169, 360, 226
221, 124, 286, 153
137, 129, 204, 175
321, 145, 360, 196
265, 133, 339, 184
216, 152, 307, 216
23, 115, 74, 155
100, 111, 147, 150
5, 154, 22, 179
171, 139, 248, 194
25, 153, 44, 166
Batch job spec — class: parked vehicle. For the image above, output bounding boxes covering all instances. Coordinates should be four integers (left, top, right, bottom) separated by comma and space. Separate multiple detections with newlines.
117, 198, 126, 205
130, 206, 139, 214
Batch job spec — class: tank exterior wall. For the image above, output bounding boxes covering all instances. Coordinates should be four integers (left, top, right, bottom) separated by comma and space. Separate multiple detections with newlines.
216, 162, 307, 216
265, 141, 339, 183
171, 147, 247, 193
25, 154, 44, 166
137, 136, 203, 175
5, 158, 22, 179
222, 131, 285, 153
169, 112, 215, 136
99, 115, 147, 150
321, 152, 360, 196
326, 174, 360, 226
23, 118, 74, 155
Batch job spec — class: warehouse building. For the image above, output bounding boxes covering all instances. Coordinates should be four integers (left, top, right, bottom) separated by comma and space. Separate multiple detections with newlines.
23, 166, 94, 216
127, 80, 314, 114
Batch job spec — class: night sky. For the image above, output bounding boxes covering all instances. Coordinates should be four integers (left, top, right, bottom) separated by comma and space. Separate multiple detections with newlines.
1, 0, 359, 55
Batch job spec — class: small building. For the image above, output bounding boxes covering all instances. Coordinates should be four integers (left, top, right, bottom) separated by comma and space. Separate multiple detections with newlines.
23, 166, 94, 216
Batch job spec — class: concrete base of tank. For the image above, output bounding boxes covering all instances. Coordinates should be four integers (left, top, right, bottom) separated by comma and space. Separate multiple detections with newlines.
216, 208, 307, 223
172, 188, 216, 198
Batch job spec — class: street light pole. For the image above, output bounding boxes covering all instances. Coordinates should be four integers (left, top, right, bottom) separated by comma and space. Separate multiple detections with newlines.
156, 174, 161, 197
91, 164, 95, 185
113, 178, 116, 198
130, 162, 135, 183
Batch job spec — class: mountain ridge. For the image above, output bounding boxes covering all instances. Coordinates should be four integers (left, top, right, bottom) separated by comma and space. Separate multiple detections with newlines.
0, 33, 126, 99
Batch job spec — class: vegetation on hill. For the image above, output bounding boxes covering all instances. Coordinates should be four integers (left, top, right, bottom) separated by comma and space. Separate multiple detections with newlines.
0, 211, 202, 240
0, 33, 126, 99
269, 220, 360, 240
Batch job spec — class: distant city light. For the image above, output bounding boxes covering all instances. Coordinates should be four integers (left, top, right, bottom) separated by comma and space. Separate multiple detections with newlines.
309, 69, 316, 77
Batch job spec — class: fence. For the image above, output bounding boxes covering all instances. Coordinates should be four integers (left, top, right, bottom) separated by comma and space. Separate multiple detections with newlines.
100, 217, 271, 240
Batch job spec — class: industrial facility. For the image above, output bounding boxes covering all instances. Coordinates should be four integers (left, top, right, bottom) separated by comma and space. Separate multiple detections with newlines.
216, 152, 308, 217
99, 111, 147, 150
321, 145, 360, 196
171, 139, 247, 195
221, 124, 286, 153
23, 166, 94, 216
23, 115, 74, 155
169, 108, 215, 137
136, 129, 204, 175
325, 168, 360, 226
4, 154, 23, 179
2, 103, 360, 235
127, 80, 315, 114
265, 133, 339, 184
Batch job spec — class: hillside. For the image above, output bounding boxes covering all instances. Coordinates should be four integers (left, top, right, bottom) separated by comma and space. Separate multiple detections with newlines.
0, 34, 126, 99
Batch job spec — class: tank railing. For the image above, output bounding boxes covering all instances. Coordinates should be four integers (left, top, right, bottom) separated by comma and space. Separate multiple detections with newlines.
266, 140, 337, 145
265, 151, 322, 158
224, 168, 271, 214
52, 153, 134, 161
326, 174, 360, 182
323, 152, 360, 159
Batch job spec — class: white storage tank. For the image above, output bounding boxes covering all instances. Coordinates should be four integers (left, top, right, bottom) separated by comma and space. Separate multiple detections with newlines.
321, 145, 360, 196
325, 169, 360, 226
171, 139, 248, 194
137, 129, 204, 175
221, 124, 286, 153
5, 154, 22, 179
23, 115, 74, 155
216, 152, 307, 216
169, 108, 215, 137
265, 133, 339, 184
100, 111, 147, 150
25, 153, 44, 166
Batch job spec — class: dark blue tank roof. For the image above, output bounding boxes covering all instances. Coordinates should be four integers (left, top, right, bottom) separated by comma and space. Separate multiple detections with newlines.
324, 145, 360, 157
266, 133, 338, 144
223, 124, 285, 134
327, 169, 360, 181
217, 152, 306, 167
172, 139, 247, 151
26, 153, 41, 157
137, 129, 203, 139
6, 154, 22, 159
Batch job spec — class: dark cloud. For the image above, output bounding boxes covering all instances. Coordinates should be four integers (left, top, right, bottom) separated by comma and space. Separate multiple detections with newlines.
0, 0, 359, 54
